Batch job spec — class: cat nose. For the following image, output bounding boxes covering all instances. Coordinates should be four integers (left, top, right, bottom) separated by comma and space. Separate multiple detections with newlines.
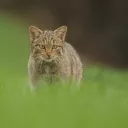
47, 54, 51, 57
46, 53, 51, 58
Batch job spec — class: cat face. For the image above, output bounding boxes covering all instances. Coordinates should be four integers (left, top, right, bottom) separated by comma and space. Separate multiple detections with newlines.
29, 26, 67, 62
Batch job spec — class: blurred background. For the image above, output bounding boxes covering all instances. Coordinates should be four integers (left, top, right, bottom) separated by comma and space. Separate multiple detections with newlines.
0, 0, 128, 128
0, 0, 128, 68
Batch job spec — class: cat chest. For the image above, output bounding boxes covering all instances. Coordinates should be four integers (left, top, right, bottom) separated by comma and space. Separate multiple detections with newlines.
40, 65, 59, 75
39, 65, 60, 82
44, 66, 51, 74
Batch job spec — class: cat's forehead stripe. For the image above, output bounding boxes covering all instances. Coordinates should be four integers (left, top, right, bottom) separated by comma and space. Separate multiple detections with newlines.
43, 30, 53, 37
40, 30, 54, 45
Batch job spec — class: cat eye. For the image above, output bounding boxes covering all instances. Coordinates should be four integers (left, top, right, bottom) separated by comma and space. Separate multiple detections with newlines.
52, 45, 58, 49
35, 44, 45, 49
40, 45, 45, 49
35, 44, 40, 47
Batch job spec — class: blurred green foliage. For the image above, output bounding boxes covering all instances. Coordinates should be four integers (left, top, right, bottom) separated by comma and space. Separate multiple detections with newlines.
0, 16, 128, 128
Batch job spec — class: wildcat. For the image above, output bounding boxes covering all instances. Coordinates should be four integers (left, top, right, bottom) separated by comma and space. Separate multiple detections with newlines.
28, 26, 83, 89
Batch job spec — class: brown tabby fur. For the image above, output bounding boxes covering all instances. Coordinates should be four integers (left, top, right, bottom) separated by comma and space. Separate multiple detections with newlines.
28, 26, 83, 89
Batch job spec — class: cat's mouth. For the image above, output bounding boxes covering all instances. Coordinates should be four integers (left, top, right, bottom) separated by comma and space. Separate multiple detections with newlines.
44, 57, 53, 62
39, 55, 56, 62
45, 59, 53, 62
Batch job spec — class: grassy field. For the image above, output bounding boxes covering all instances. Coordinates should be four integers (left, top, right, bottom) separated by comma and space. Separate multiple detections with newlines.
0, 15, 128, 128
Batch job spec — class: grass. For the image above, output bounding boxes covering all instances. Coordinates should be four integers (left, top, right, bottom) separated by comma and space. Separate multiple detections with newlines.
0, 15, 128, 128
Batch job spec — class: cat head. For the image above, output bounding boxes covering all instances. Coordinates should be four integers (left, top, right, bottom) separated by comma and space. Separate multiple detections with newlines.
29, 26, 67, 62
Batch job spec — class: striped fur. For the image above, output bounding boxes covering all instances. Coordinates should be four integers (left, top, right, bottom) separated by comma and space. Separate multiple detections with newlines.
28, 26, 83, 89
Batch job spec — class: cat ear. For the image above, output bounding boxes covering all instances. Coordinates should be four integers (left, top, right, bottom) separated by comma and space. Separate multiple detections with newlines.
29, 26, 42, 41
54, 26, 67, 41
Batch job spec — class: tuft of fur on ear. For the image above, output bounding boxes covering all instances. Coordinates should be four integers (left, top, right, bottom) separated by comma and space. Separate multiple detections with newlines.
54, 26, 67, 42
29, 26, 42, 42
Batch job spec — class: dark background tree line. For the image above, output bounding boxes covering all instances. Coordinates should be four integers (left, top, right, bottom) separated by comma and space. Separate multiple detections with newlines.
0, 0, 128, 68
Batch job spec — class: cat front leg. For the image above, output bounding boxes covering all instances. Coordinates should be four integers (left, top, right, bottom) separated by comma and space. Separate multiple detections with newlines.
28, 73, 39, 91
28, 64, 40, 91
